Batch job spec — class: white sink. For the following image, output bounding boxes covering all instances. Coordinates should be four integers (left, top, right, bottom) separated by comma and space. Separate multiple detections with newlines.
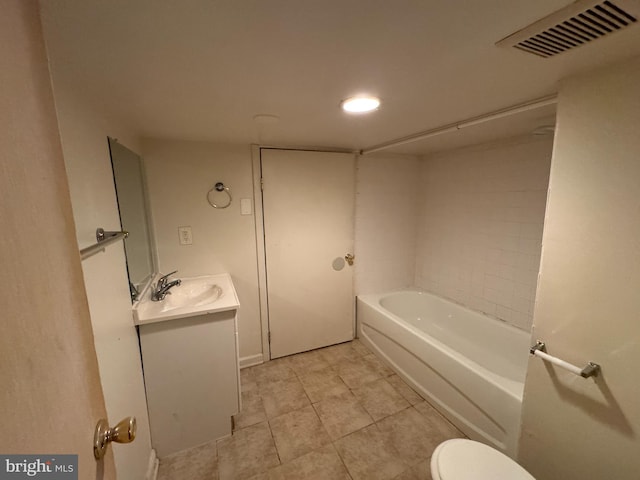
163, 278, 223, 310
133, 273, 239, 325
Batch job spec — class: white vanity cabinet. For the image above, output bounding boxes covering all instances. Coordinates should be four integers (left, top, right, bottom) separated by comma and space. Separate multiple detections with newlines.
135, 273, 241, 458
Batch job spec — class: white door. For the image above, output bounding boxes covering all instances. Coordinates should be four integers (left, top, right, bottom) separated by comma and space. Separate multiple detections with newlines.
1, 2, 114, 476
261, 149, 356, 358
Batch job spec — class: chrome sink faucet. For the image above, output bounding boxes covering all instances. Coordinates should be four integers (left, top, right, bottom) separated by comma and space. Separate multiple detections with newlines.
152, 270, 181, 301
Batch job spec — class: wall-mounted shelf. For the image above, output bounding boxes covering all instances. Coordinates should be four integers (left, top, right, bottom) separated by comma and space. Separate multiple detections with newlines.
80, 228, 128, 260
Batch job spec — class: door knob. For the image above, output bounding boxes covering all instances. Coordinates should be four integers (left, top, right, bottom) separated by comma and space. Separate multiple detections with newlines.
94, 416, 137, 460
345, 253, 355, 266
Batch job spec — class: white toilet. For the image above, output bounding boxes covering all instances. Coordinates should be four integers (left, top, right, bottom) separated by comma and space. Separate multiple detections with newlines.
431, 439, 536, 480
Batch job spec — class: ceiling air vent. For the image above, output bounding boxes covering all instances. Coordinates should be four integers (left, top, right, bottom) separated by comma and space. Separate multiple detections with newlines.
496, 0, 639, 58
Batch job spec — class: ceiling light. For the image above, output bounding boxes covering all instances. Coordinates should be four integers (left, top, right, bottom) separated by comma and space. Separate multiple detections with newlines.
341, 96, 380, 114
253, 114, 280, 124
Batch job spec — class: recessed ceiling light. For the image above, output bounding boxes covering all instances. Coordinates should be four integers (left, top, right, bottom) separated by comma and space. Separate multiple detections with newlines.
341, 96, 380, 114
253, 114, 280, 124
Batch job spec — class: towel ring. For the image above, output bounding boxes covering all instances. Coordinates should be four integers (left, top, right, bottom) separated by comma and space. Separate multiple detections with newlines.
207, 182, 232, 209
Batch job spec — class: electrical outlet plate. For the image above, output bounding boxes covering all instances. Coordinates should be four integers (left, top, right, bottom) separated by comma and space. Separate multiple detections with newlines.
178, 226, 193, 245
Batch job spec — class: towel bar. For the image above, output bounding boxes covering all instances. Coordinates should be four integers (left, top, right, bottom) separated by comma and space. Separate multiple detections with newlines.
530, 341, 600, 378
80, 228, 128, 260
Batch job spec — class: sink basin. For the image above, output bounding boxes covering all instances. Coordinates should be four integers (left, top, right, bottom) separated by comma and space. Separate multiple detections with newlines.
162, 278, 223, 311
133, 273, 239, 325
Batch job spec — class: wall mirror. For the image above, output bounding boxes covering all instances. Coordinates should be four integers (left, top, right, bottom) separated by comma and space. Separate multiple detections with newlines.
108, 137, 156, 300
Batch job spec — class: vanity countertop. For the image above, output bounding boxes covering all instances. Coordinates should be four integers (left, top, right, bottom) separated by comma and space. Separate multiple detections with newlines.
133, 273, 240, 325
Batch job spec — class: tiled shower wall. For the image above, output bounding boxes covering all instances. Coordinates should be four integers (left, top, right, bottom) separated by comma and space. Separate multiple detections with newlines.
354, 154, 420, 295
414, 137, 553, 331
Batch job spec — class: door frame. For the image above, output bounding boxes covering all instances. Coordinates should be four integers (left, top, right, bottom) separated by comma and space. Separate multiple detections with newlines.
251, 145, 356, 362
251, 145, 271, 361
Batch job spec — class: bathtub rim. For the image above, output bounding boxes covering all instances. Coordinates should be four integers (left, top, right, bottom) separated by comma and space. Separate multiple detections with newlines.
356, 291, 529, 457
356, 289, 528, 403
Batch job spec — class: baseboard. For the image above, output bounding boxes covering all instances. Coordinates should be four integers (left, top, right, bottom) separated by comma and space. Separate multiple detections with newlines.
145, 449, 159, 480
239, 353, 264, 369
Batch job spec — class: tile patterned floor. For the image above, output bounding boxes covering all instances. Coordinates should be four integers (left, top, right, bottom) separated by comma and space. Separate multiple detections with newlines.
157, 340, 464, 480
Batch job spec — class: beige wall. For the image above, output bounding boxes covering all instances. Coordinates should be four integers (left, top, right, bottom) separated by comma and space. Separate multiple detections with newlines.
143, 145, 421, 361
40, 6, 154, 476
0, 1, 114, 477
415, 137, 552, 330
519, 57, 640, 479
354, 154, 420, 295
142, 139, 263, 362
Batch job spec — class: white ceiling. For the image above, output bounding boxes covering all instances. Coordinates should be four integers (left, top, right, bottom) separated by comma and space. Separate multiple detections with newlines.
40, 0, 640, 155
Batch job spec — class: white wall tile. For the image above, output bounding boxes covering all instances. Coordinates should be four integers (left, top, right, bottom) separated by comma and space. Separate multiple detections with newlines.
354, 153, 420, 295
468, 295, 498, 316
496, 305, 514, 323
414, 137, 552, 331
484, 274, 514, 293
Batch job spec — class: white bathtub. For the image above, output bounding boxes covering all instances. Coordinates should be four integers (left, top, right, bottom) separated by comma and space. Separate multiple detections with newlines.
357, 290, 530, 458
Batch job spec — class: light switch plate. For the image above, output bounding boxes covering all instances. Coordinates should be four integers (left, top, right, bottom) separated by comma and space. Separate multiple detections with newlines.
178, 226, 193, 245
240, 198, 252, 216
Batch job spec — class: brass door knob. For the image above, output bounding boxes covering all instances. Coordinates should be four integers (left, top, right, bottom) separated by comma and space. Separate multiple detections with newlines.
345, 253, 355, 266
94, 417, 137, 460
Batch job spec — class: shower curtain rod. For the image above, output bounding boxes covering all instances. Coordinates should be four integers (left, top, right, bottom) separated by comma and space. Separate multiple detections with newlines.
360, 94, 558, 155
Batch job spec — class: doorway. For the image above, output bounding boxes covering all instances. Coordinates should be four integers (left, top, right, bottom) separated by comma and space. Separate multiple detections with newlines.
260, 149, 356, 358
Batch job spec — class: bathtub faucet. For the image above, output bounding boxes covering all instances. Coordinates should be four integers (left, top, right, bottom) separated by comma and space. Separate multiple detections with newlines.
152, 270, 181, 301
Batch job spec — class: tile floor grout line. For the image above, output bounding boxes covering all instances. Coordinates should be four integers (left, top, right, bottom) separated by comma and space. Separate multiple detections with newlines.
195, 340, 461, 479
329, 438, 356, 480
265, 416, 284, 469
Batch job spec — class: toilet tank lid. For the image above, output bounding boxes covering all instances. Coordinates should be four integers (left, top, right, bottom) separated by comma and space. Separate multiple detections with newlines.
431, 439, 536, 480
